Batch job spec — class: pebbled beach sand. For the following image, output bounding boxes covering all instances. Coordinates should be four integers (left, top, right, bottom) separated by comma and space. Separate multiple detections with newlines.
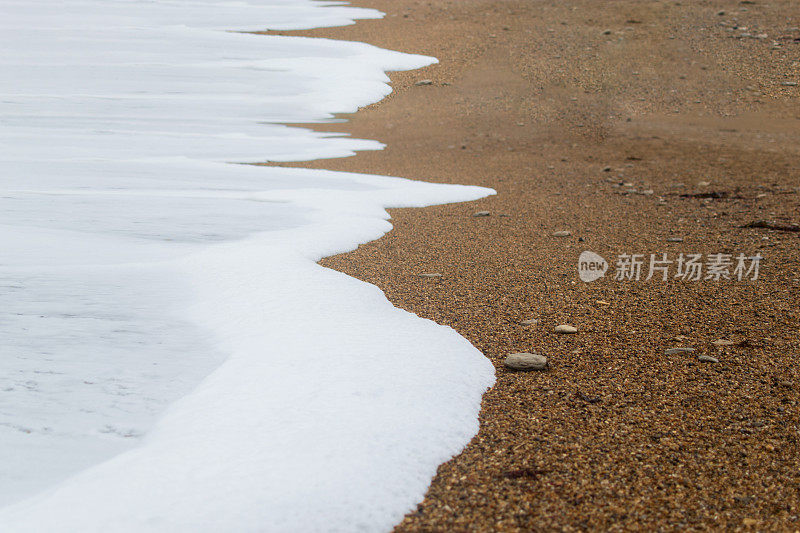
268, 1, 800, 530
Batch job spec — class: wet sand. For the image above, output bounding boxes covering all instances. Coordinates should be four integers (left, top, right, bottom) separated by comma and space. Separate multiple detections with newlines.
266, 1, 800, 530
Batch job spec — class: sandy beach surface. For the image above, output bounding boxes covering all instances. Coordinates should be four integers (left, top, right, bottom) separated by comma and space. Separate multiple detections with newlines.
266, 1, 799, 530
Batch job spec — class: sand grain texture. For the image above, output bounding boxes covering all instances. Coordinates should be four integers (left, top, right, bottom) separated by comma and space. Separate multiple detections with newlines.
267, 1, 800, 530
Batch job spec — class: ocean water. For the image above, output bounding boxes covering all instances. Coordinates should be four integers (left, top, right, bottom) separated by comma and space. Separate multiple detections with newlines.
0, 0, 496, 530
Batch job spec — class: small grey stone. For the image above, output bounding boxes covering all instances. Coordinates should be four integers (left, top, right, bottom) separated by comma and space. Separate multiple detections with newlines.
415, 79, 434, 86
554, 324, 577, 334
780, 81, 797, 86
419, 273, 442, 278
473, 211, 491, 217
665, 347, 695, 355
504, 352, 548, 371
667, 237, 684, 242
519, 319, 539, 326
698, 355, 719, 363
552, 230, 571, 237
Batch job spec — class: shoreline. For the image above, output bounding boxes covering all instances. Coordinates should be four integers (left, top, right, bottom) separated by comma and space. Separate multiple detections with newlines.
274, 1, 800, 530
0, 3, 499, 528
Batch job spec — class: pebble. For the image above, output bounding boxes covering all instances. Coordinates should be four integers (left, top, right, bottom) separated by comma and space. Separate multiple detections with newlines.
781, 81, 798, 86
667, 237, 684, 242
712, 339, 735, 346
520, 319, 539, 326
473, 211, 491, 217
665, 347, 695, 355
504, 352, 548, 371
419, 273, 442, 278
415, 79, 434, 86
698, 355, 719, 363
552, 230, 571, 237
554, 324, 578, 334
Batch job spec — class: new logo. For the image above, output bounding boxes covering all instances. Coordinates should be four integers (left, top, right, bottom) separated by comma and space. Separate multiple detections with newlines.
578, 251, 608, 283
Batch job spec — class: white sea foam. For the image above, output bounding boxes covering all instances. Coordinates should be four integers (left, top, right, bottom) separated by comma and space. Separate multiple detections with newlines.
0, 0, 496, 530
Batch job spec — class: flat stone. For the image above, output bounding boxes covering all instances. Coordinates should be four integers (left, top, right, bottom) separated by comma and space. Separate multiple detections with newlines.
780, 81, 797, 86
698, 355, 719, 363
712, 339, 735, 346
504, 352, 548, 371
415, 79, 434, 86
665, 347, 695, 355
554, 324, 578, 334
667, 237, 684, 242
472, 211, 491, 217
519, 319, 539, 326
419, 273, 442, 278
552, 230, 571, 237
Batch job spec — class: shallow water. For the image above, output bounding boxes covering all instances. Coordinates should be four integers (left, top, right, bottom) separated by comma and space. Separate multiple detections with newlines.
0, 0, 495, 530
